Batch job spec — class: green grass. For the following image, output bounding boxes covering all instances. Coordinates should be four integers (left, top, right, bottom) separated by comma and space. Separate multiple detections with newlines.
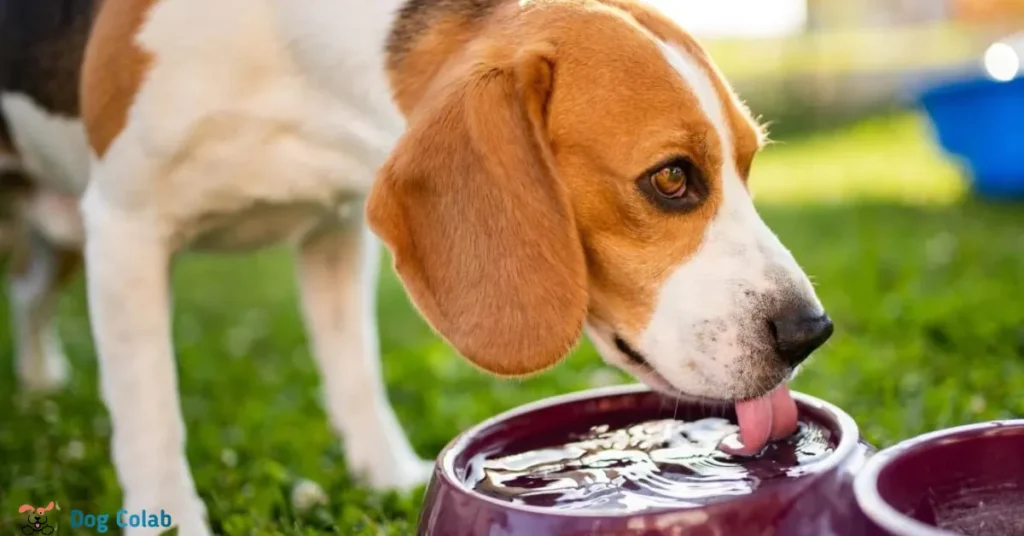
2, 112, 1023, 534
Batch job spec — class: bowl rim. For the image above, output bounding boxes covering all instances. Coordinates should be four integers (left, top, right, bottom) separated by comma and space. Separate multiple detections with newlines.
852, 419, 1024, 536
436, 383, 861, 518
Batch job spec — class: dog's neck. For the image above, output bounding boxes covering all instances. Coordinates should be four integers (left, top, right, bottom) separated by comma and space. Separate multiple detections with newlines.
383, 0, 514, 115
264, 0, 520, 127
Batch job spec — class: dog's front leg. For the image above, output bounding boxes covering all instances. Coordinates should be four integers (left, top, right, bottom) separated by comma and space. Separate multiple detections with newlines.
296, 216, 433, 491
82, 193, 209, 536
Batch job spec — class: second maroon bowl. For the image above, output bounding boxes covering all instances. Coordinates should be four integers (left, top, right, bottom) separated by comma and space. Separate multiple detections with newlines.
854, 419, 1024, 536
418, 384, 876, 536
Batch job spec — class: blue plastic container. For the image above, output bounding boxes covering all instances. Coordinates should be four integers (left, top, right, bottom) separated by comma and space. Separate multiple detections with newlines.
918, 76, 1024, 199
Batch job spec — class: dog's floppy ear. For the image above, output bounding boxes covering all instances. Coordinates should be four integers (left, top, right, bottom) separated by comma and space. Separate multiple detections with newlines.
368, 45, 587, 376
40, 502, 54, 512
19, 504, 34, 514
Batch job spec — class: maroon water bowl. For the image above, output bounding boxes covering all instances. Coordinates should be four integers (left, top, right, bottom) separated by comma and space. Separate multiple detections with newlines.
419, 384, 876, 535
854, 420, 1024, 536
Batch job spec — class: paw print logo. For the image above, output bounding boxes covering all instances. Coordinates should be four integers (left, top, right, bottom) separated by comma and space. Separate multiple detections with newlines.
19, 502, 56, 535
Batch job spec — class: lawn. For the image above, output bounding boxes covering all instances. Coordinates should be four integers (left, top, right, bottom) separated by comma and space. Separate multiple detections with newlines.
2, 113, 1023, 534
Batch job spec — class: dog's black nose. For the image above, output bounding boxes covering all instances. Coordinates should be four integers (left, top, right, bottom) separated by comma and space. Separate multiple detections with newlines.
769, 312, 833, 366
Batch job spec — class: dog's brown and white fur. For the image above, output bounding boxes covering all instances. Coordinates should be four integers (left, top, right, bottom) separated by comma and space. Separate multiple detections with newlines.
1, 0, 831, 533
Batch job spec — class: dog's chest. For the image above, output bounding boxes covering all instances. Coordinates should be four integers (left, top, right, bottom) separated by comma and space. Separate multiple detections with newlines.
134, 85, 394, 251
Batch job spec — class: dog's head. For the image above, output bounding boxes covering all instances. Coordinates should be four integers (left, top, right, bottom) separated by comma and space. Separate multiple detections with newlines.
370, 0, 832, 403
19, 502, 54, 529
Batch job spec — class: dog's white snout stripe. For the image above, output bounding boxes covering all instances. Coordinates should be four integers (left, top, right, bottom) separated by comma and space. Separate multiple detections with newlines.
624, 40, 822, 399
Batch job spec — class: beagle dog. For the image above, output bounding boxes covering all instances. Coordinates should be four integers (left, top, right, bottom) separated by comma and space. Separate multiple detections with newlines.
1, 0, 833, 533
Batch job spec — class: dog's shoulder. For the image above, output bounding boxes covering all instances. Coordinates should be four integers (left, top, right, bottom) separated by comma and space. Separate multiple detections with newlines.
80, 0, 162, 158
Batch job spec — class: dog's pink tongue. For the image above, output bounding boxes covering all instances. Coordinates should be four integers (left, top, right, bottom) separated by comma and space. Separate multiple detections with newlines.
767, 385, 799, 440
724, 386, 799, 456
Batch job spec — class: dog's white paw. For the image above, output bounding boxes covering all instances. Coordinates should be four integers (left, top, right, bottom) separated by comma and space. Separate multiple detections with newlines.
122, 489, 210, 536
349, 450, 435, 492
122, 515, 209, 536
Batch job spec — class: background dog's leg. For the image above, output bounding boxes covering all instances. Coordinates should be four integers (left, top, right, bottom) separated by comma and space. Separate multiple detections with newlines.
296, 216, 433, 491
8, 227, 79, 391
82, 196, 209, 536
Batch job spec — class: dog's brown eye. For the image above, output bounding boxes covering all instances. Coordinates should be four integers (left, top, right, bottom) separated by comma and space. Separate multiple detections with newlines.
650, 166, 688, 198
636, 157, 706, 213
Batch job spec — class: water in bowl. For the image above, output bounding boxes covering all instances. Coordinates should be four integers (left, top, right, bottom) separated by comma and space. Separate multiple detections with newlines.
465, 417, 833, 513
